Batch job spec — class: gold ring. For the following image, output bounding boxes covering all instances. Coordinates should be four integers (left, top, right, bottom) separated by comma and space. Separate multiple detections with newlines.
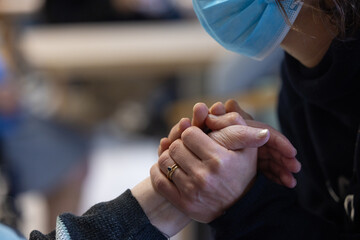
167, 164, 179, 181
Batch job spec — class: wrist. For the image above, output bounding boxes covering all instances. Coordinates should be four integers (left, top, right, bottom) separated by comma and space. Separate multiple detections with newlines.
131, 178, 191, 237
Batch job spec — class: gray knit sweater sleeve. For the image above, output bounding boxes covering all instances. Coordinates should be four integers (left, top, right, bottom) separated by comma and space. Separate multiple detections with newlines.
29, 190, 167, 240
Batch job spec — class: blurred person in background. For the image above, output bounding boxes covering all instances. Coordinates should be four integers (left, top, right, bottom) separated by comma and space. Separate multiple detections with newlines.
0, 35, 90, 232
0, 49, 20, 230
0, 0, 190, 233
32, 0, 194, 139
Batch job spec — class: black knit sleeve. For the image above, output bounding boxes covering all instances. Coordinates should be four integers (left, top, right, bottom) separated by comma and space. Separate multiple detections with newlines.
29, 190, 167, 240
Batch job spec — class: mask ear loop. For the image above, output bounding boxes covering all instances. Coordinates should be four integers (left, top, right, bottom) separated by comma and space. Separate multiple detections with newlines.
276, 0, 293, 26
276, 0, 338, 39
276, 0, 307, 35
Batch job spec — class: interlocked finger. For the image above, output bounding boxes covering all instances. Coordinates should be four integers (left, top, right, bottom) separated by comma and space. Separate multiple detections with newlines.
158, 150, 189, 187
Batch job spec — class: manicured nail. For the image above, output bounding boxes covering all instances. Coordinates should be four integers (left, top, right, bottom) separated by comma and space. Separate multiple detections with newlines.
257, 129, 269, 139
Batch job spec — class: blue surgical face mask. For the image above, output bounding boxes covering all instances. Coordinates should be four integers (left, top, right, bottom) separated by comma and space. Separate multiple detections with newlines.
193, 0, 303, 60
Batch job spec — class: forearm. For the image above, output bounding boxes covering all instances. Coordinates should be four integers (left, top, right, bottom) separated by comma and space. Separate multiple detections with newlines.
30, 180, 180, 240
131, 178, 191, 237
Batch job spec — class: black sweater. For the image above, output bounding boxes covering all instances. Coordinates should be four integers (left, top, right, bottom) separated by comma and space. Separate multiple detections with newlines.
211, 33, 360, 240
279, 34, 360, 232
210, 35, 360, 239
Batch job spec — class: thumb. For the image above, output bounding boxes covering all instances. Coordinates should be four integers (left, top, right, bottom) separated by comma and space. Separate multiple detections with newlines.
209, 125, 270, 150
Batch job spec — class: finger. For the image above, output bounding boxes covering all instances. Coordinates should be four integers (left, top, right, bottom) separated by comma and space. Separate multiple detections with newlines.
181, 126, 225, 161
208, 125, 270, 150
284, 157, 301, 173
209, 102, 226, 115
224, 100, 297, 159
258, 158, 282, 186
168, 139, 204, 176
247, 120, 297, 158
158, 138, 170, 156
259, 147, 301, 173
225, 99, 253, 120
191, 103, 209, 129
205, 112, 246, 131
258, 159, 297, 188
168, 118, 191, 143
158, 150, 186, 176
150, 163, 182, 205
157, 150, 194, 190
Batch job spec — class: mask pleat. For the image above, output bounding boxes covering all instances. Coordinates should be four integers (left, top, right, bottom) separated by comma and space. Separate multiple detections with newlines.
213, 1, 266, 45
193, 0, 302, 59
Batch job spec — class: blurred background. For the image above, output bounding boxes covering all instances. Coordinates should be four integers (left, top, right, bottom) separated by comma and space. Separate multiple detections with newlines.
0, 0, 284, 239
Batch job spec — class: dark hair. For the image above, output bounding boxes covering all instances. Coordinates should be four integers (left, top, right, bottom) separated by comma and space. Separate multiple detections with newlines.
277, 0, 360, 39
318, 0, 360, 38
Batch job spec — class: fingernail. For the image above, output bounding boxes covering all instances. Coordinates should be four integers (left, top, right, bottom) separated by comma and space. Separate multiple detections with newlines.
257, 129, 269, 139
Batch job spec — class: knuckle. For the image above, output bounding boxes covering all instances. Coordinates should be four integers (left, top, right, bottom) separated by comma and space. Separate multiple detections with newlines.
196, 168, 220, 192
169, 139, 182, 157
208, 158, 222, 173
158, 152, 169, 168
151, 176, 168, 193
228, 112, 244, 125
181, 183, 200, 202
193, 169, 209, 188
183, 182, 196, 196
192, 169, 215, 193
181, 126, 197, 141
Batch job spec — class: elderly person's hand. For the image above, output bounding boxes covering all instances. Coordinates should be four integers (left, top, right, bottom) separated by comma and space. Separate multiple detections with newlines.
158, 100, 300, 188
219, 100, 300, 188
152, 102, 270, 222
151, 122, 268, 223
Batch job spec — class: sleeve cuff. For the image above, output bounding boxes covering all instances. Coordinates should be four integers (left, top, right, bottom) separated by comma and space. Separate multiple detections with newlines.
60, 189, 167, 240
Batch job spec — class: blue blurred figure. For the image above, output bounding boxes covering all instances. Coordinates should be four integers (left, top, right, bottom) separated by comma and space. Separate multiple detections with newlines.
0, 53, 90, 233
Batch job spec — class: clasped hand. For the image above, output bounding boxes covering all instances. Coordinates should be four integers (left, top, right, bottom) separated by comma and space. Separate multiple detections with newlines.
150, 100, 300, 223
